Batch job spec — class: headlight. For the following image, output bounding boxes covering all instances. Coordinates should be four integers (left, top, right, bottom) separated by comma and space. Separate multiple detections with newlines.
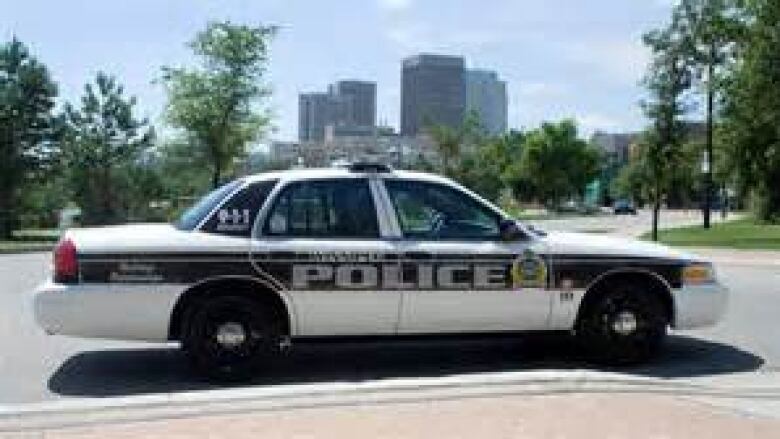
682, 262, 716, 285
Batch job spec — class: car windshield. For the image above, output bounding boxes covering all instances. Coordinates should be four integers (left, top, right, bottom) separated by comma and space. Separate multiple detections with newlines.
174, 180, 242, 231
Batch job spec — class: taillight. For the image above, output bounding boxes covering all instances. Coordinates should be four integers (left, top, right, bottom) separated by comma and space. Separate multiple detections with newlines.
54, 238, 79, 283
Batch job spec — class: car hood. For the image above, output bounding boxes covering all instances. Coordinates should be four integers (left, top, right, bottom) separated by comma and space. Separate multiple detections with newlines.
539, 231, 699, 262
64, 223, 249, 254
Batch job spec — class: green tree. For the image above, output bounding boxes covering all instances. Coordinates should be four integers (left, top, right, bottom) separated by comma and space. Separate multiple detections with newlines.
496, 131, 535, 202
154, 138, 213, 216
613, 138, 699, 209
642, 26, 693, 240
427, 124, 461, 176
667, 138, 704, 208
17, 174, 70, 229
61, 72, 154, 225
162, 21, 276, 188
0, 38, 58, 238
612, 155, 651, 204
491, 130, 526, 199
721, 0, 780, 222
516, 120, 599, 205
451, 130, 524, 202
669, 0, 744, 227
426, 112, 484, 177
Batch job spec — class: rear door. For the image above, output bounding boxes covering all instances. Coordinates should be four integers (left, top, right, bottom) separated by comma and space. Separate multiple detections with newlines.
250, 177, 401, 336
380, 178, 552, 333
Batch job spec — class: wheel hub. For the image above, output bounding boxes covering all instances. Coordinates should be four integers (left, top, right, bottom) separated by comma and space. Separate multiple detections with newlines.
611, 311, 638, 335
215, 322, 246, 348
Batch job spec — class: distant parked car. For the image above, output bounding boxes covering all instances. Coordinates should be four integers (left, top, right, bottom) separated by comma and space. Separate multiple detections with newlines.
613, 199, 637, 215
553, 200, 599, 215
555, 200, 581, 213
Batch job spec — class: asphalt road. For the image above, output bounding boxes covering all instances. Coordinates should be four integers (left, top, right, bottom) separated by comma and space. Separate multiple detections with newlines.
0, 213, 776, 405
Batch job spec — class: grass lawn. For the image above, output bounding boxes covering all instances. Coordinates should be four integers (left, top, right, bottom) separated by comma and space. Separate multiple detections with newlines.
0, 241, 55, 253
12, 229, 61, 241
641, 218, 780, 250
0, 229, 60, 254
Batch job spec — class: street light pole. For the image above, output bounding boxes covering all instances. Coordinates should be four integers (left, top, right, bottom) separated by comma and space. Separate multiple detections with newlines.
703, 44, 715, 230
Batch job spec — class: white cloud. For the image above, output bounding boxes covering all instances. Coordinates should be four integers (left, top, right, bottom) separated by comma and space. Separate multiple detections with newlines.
575, 113, 624, 136
516, 82, 569, 99
385, 22, 501, 52
377, 86, 400, 129
378, 0, 412, 11
385, 23, 427, 50
564, 39, 650, 85
655, 0, 679, 7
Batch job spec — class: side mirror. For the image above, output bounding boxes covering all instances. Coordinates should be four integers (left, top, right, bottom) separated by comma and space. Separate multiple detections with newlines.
499, 219, 524, 241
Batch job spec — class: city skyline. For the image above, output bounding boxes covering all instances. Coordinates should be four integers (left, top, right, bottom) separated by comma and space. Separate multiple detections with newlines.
301, 54, 508, 140
2, 0, 677, 142
299, 79, 377, 141
401, 54, 466, 136
466, 69, 508, 136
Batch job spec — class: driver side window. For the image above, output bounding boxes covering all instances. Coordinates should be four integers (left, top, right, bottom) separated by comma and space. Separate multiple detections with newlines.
385, 179, 500, 240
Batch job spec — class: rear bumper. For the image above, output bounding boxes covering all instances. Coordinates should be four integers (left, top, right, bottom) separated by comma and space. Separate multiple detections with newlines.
671, 282, 728, 329
33, 280, 181, 342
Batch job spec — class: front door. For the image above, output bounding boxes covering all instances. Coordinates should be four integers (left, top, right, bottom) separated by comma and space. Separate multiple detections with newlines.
381, 178, 552, 333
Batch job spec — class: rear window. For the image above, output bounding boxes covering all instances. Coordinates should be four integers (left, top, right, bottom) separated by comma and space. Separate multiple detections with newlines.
175, 180, 242, 231
202, 179, 278, 237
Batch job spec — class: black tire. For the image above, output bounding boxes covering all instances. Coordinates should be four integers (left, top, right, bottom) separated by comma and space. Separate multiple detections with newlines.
182, 295, 285, 381
576, 281, 668, 365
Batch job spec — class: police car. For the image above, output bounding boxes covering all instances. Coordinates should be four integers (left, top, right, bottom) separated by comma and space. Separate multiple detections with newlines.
33, 163, 728, 379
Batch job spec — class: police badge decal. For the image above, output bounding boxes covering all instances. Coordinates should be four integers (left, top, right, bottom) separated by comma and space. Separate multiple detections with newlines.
511, 249, 548, 289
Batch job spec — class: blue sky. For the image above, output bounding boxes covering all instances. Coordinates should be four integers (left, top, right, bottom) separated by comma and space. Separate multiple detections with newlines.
2, 0, 677, 142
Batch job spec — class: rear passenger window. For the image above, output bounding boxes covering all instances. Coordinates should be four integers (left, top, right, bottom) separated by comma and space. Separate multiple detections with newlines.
265, 179, 379, 238
202, 180, 277, 238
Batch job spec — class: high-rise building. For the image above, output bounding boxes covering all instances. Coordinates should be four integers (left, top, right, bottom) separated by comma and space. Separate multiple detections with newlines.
298, 92, 333, 142
298, 80, 377, 141
331, 80, 376, 128
465, 69, 508, 136
401, 54, 466, 136
591, 131, 639, 166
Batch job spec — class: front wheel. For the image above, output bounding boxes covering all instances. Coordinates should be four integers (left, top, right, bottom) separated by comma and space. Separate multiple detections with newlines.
182, 295, 285, 381
576, 282, 668, 365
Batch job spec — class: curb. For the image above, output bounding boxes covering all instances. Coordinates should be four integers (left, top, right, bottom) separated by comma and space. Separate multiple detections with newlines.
2, 371, 780, 432
685, 248, 780, 267
0, 247, 53, 255
707, 257, 780, 268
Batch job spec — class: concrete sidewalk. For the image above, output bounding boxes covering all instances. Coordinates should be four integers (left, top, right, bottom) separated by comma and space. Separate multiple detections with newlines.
687, 247, 780, 267
4, 393, 778, 439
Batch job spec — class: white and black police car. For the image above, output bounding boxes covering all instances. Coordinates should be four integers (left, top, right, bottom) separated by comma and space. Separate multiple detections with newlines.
34, 163, 727, 379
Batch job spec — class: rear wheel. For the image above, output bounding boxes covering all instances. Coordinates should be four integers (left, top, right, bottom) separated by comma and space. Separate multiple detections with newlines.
182, 295, 285, 381
576, 281, 668, 365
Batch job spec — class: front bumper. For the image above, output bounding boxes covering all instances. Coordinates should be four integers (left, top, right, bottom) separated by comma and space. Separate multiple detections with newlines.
33, 280, 180, 342
671, 281, 728, 329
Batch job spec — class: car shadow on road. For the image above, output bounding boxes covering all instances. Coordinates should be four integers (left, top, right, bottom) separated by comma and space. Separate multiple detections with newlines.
48, 334, 764, 398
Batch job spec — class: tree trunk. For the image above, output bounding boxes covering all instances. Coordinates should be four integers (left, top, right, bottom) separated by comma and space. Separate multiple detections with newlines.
103, 167, 114, 224
760, 172, 780, 223
652, 185, 660, 242
212, 163, 221, 189
0, 194, 12, 240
